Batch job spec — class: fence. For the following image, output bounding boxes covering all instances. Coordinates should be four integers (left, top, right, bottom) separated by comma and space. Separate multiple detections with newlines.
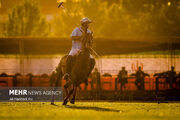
0, 75, 179, 91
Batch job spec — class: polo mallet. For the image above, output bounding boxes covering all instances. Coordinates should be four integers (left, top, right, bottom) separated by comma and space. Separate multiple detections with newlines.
58, 2, 63, 8
58, 2, 71, 17
90, 48, 100, 58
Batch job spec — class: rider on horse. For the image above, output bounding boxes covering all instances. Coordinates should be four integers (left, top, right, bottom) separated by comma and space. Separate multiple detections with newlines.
63, 17, 95, 87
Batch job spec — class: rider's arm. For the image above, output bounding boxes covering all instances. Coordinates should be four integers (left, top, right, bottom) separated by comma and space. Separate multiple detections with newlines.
89, 32, 93, 47
71, 27, 84, 41
71, 36, 83, 41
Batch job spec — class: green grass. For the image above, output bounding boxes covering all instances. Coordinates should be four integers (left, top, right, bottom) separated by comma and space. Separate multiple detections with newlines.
0, 102, 180, 120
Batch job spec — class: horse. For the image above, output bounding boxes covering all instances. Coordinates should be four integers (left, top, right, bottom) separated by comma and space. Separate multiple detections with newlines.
51, 32, 94, 105
63, 46, 91, 105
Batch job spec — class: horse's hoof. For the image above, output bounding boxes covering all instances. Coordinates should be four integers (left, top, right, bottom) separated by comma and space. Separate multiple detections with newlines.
51, 102, 55, 105
62, 99, 68, 105
70, 99, 75, 104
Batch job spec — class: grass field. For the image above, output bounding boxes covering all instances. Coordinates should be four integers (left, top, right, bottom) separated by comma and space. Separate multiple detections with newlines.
0, 102, 180, 120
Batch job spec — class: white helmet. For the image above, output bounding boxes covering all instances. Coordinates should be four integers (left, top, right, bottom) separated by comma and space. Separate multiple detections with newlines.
80, 17, 92, 24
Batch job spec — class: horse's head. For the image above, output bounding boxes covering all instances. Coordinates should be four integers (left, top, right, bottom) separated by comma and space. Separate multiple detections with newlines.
82, 32, 93, 49
79, 47, 90, 59
78, 29, 92, 61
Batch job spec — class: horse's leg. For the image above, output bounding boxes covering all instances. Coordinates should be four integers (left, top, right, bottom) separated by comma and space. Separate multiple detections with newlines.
70, 87, 77, 104
51, 78, 60, 105
62, 79, 74, 105
62, 82, 70, 105
62, 85, 74, 105
64, 84, 69, 96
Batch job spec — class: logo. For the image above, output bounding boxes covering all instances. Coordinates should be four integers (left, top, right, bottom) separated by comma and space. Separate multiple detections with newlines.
131, 60, 144, 71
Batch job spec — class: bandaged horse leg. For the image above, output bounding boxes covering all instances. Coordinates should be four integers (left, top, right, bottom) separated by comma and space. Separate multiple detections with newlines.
62, 79, 74, 105
62, 85, 74, 105
70, 87, 77, 104
63, 79, 72, 96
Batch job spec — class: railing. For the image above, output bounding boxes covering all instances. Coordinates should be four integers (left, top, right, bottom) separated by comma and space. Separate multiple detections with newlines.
0, 75, 179, 91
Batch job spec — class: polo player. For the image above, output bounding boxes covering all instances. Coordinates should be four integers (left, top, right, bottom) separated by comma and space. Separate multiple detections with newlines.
63, 17, 95, 87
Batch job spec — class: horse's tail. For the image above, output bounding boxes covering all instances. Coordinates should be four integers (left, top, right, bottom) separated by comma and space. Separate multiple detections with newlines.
51, 55, 68, 104
54, 55, 68, 87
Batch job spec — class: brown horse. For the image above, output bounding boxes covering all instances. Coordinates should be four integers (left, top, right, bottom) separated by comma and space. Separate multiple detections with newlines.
51, 47, 94, 105
63, 46, 91, 105
51, 29, 95, 105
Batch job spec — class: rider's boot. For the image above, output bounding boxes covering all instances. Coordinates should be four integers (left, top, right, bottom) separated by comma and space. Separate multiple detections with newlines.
63, 55, 73, 80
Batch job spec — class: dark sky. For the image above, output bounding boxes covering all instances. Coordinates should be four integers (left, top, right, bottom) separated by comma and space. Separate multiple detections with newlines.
0, 0, 59, 15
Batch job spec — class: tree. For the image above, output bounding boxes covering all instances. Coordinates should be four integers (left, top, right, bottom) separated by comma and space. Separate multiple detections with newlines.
52, 0, 180, 38
51, 0, 82, 37
5, 0, 49, 37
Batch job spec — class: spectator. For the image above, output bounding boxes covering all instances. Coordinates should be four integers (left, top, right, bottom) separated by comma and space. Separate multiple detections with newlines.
117, 67, 128, 91
13, 73, 21, 87
91, 68, 101, 91
166, 66, 177, 89
26, 73, 33, 87
131, 66, 149, 91
0, 73, 8, 87
102, 73, 112, 77
0, 73, 8, 77
154, 66, 177, 89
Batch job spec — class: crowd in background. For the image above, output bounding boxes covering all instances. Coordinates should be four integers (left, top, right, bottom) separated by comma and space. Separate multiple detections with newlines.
0, 66, 180, 91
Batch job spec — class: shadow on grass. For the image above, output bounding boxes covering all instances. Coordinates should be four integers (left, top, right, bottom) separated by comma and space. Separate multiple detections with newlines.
65, 105, 120, 112
50, 103, 61, 107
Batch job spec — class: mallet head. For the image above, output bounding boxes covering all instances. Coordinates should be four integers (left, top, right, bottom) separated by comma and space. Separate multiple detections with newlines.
58, 2, 64, 8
